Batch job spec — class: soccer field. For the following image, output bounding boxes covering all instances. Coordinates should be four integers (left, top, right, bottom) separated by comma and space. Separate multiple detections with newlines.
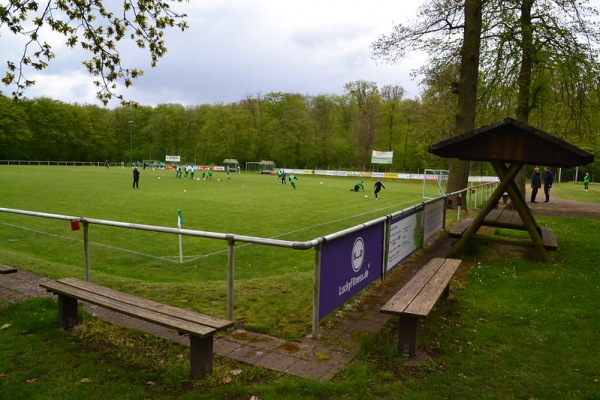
0, 165, 427, 337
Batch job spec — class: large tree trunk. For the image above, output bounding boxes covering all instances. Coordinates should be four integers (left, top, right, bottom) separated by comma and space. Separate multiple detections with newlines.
446, 0, 483, 196
514, 0, 535, 200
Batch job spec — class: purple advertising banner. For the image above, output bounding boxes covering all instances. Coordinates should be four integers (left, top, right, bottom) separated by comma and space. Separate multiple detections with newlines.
319, 223, 384, 320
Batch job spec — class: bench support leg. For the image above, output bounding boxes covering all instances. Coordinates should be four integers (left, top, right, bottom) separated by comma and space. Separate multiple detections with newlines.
398, 315, 419, 357
57, 294, 78, 330
189, 335, 213, 378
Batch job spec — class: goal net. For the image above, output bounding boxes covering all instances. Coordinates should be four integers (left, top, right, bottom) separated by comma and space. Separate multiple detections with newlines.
246, 160, 276, 172
423, 169, 449, 199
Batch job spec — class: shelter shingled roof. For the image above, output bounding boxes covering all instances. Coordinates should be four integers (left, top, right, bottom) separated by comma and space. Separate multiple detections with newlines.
428, 117, 594, 168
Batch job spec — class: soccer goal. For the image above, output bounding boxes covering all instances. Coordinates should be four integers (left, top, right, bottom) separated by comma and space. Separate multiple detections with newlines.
245, 160, 276, 172
143, 160, 158, 167
422, 169, 449, 199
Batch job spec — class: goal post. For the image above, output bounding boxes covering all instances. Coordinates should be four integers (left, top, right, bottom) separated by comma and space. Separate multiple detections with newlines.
245, 160, 276, 172
423, 169, 449, 199
245, 162, 260, 171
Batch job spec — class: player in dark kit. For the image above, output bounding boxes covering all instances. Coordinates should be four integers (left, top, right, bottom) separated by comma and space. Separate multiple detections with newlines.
373, 179, 385, 199
132, 167, 140, 189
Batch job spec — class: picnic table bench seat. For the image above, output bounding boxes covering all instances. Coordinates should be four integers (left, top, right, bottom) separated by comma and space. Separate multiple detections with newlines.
0, 264, 17, 274
40, 277, 233, 378
449, 209, 557, 250
380, 258, 462, 357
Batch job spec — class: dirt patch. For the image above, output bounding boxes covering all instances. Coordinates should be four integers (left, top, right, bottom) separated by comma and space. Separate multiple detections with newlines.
527, 197, 600, 218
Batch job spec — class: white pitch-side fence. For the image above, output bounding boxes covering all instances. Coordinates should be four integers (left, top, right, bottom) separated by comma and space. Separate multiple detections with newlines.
0, 183, 496, 338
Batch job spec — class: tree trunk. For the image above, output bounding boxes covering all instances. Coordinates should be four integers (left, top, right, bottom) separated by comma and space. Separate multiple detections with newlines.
446, 0, 483, 196
514, 0, 535, 200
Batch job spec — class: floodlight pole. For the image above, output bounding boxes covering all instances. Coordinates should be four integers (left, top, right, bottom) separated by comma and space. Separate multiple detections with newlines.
128, 120, 134, 165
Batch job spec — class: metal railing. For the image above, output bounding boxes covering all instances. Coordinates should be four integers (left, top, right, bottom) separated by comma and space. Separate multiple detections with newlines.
0, 182, 496, 337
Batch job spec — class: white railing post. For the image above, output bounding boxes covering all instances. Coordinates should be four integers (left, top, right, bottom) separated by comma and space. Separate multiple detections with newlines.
227, 235, 235, 322
83, 220, 90, 282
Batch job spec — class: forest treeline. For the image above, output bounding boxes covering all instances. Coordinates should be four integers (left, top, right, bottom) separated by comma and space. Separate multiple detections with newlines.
1, 79, 598, 176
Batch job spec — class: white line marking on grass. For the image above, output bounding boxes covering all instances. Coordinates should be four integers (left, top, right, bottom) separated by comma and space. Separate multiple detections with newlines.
0, 199, 418, 264
270, 200, 417, 239
0, 222, 184, 264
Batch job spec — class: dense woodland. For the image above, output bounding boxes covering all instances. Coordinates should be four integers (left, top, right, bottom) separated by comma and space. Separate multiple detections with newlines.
2, 1, 600, 181
1, 76, 598, 178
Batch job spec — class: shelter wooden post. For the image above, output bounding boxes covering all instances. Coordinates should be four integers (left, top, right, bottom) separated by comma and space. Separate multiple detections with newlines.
492, 161, 550, 262
451, 162, 521, 257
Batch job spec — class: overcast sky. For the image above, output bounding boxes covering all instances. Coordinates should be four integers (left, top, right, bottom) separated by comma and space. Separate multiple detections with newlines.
0, 0, 426, 107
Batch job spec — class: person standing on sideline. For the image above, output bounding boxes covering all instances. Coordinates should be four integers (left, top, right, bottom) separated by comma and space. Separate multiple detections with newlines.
530, 167, 541, 203
584, 172, 590, 192
543, 167, 554, 202
289, 174, 298, 189
373, 179, 386, 199
351, 181, 364, 192
132, 167, 140, 189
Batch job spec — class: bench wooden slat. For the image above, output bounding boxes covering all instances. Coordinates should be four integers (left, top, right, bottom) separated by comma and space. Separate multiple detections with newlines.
509, 211, 523, 225
58, 278, 232, 331
485, 208, 502, 223
0, 264, 17, 274
380, 258, 444, 315
541, 227, 558, 250
404, 259, 461, 317
40, 280, 217, 337
449, 219, 472, 238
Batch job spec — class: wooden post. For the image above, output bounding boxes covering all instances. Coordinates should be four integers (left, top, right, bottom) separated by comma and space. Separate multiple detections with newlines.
58, 295, 78, 330
189, 335, 213, 378
399, 315, 419, 357
452, 162, 522, 256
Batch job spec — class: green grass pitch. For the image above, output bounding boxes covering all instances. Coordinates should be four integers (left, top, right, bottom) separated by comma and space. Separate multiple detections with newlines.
0, 165, 427, 337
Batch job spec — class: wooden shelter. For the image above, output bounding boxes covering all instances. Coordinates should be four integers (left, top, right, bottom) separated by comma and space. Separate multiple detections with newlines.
222, 159, 239, 171
429, 117, 594, 262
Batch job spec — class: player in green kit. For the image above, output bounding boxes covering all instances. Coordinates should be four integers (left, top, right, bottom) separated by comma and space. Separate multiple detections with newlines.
289, 174, 298, 189
351, 181, 364, 192
584, 172, 590, 192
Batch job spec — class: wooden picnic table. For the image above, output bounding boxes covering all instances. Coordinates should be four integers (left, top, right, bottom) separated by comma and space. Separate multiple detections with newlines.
429, 118, 593, 262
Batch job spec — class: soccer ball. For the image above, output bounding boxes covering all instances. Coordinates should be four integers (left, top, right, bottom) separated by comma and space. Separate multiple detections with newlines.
218, 178, 221, 181
365, 195, 368, 198
184, 189, 187, 192
158, 177, 160, 179
320, 182, 323, 184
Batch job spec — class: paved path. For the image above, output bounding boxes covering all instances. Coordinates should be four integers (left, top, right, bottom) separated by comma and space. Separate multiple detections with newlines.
0, 235, 455, 381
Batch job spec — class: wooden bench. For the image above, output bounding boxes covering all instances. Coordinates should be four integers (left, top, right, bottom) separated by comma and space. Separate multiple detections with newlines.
380, 258, 462, 357
40, 278, 233, 378
448, 218, 472, 238
0, 264, 17, 274
449, 212, 557, 250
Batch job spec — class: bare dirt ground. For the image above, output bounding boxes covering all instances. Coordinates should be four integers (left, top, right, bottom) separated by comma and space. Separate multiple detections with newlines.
528, 197, 600, 217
